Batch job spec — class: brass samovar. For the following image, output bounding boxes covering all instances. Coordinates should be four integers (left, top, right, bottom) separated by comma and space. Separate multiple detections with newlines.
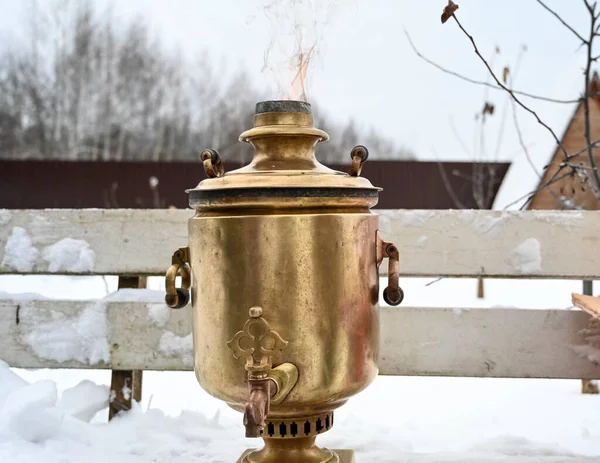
164, 100, 403, 463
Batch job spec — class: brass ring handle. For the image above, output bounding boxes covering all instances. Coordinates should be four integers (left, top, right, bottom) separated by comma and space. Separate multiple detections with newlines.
349, 145, 369, 177
382, 242, 404, 305
165, 246, 191, 309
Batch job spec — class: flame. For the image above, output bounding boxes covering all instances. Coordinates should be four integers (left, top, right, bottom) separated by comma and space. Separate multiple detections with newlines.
256, 1, 339, 103
287, 47, 315, 101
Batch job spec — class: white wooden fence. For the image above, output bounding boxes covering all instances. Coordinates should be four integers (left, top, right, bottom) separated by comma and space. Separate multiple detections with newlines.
1, 209, 600, 409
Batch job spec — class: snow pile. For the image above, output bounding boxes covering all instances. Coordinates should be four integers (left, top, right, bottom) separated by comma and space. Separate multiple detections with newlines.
1, 227, 39, 272
506, 238, 542, 275
42, 238, 96, 273
159, 332, 194, 367
2, 364, 600, 462
0, 364, 108, 446
56, 379, 109, 422
20, 301, 110, 365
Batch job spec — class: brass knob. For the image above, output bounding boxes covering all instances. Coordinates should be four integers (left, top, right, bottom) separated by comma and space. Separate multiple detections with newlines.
349, 145, 369, 177
201, 149, 225, 178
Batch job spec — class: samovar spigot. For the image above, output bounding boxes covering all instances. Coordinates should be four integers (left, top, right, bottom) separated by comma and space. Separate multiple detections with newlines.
227, 307, 298, 438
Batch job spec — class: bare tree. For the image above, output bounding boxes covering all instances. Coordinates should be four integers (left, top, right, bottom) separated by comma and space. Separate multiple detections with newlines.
0, 0, 413, 164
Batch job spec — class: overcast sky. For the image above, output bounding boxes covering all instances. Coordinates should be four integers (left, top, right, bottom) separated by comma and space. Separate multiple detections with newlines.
0, 0, 593, 207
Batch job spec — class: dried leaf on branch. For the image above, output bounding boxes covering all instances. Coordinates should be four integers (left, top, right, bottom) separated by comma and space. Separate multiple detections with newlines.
441, 0, 459, 24
482, 102, 495, 116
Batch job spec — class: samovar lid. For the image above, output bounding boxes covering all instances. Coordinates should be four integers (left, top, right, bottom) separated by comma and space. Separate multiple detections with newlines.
188, 100, 381, 211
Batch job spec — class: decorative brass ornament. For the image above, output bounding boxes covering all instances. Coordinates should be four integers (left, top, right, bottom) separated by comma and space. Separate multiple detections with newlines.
227, 306, 288, 373
165, 100, 403, 462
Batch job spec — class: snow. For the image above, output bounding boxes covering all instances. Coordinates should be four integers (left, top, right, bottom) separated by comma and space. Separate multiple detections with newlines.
506, 238, 542, 275
104, 288, 166, 303
56, 380, 109, 422
42, 238, 96, 273
1, 275, 600, 460
571, 345, 600, 365
0, 290, 48, 300
20, 300, 110, 365
1, 365, 600, 462
460, 209, 506, 235
524, 210, 584, 229
159, 332, 194, 367
388, 209, 436, 226
0, 210, 11, 225
1, 227, 39, 272
148, 303, 170, 327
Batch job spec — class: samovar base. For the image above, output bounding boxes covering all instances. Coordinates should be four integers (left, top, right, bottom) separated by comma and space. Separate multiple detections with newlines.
237, 436, 354, 463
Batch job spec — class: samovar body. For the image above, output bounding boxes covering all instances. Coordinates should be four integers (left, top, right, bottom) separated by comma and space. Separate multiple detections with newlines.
165, 100, 403, 463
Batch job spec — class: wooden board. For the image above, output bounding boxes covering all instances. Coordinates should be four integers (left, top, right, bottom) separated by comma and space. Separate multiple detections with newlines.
2, 298, 600, 379
1, 209, 598, 278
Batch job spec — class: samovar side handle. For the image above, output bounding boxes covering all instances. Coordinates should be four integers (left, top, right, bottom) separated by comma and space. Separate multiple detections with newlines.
165, 246, 191, 309
377, 232, 404, 306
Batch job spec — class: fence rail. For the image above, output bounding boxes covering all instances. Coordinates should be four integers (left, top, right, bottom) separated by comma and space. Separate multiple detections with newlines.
1, 208, 599, 417
1, 299, 598, 379
1, 209, 598, 278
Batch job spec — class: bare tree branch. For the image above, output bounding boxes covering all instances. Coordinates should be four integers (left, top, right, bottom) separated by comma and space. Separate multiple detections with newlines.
535, 0, 587, 43
404, 28, 582, 104
450, 16, 571, 163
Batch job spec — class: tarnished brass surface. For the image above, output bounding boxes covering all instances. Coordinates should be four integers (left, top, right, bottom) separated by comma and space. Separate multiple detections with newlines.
187, 110, 379, 199
237, 439, 347, 463
269, 363, 299, 405
165, 100, 401, 461
237, 449, 355, 463
189, 211, 380, 418
237, 446, 354, 463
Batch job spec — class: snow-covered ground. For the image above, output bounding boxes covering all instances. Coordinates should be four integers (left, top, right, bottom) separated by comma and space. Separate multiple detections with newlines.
1, 275, 599, 462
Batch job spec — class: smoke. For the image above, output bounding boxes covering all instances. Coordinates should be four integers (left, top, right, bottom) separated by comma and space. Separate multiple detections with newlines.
255, 0, 339, 102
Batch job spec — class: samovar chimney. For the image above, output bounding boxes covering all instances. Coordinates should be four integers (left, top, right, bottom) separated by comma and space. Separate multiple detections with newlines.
164, 100, 403, 462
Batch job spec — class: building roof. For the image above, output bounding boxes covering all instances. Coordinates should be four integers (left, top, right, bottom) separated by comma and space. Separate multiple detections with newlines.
0, 160, 510, 210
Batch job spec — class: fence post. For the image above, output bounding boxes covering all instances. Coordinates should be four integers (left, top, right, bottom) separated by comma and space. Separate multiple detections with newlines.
108, 276, 147, 420
581, 280, 598, 394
